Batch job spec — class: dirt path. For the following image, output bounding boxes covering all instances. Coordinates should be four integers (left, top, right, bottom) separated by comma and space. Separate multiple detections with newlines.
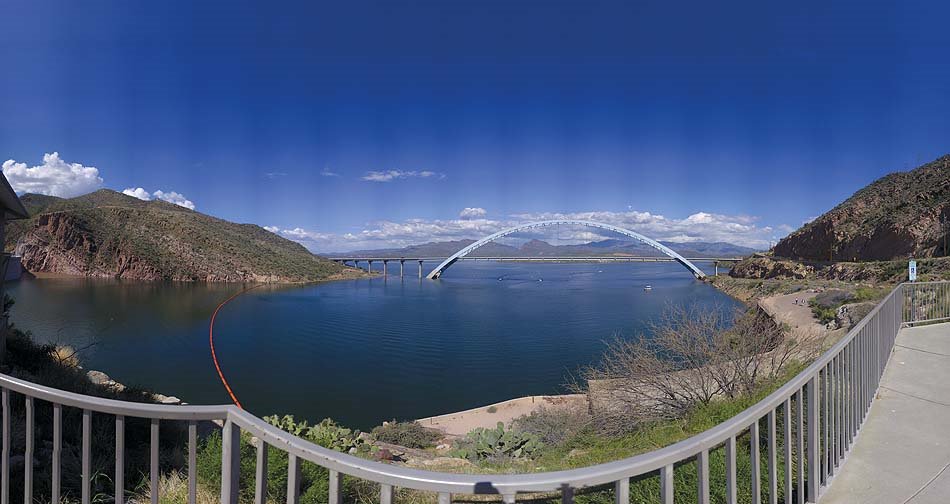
758, 291, 824, 332
416, 395, 587, 437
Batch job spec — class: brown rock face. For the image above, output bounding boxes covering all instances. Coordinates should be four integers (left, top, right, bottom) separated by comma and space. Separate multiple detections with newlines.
730, 257, 813, 280
774, 155, 950, 261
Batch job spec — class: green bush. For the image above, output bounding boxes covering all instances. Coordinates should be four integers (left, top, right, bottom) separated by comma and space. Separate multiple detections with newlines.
511, 406, 590, 446
371, 421, 443, 449
453, 422, 543, 461
264, 415, 369, 453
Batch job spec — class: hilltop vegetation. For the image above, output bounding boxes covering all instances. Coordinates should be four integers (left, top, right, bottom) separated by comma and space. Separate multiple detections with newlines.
774, 155, 950, 261
5, 190, 352, 282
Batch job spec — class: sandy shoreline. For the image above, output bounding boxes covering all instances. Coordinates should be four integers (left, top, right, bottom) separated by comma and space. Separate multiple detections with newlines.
416, 395, 588, 437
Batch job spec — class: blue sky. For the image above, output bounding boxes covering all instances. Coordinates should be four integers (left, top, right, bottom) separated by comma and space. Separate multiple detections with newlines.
2, 1, 949, 252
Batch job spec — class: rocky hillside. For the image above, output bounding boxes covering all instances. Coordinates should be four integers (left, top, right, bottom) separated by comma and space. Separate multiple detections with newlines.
774, 155, 950, 261
6, 190, 351, 282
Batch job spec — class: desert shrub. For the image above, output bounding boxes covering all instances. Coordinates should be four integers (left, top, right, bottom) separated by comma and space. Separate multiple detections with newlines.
811, 289, 854, 309
511, 406, 590, 446
452, 422, 543, 461
371, 421, 443, 449
264, 415, 369, 453
578, 305, 817, 435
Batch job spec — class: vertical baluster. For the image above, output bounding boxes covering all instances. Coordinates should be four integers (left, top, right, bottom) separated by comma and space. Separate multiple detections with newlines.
784, 398, 793, 503
751, 419, 761, 504
329, 470, 343, 504
822, 367, 829, 483
379, 484, 393, 504
188, 421, 197, 504
23, 396, 32, 504
697, 449, 710, 504
837, 353, 844, 464
726, 436, 737, 504
116, 415, 125, 504
828, 357, 838, 476
796, 390, 804, 504
52, 404, 61, 504
286, 454, 300, 504
255, 440, 268, 504
82, 409, 91, 504
660, 464, 674, 504
807, 376, 819, 503
150, 419, 159, 504
768, 410, 777, 504
1, 389, 7, 504
614, 477, 629, 504
221, 420, 240, 504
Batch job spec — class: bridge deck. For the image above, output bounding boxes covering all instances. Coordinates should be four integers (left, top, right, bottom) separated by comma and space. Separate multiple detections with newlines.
822, 322, 950, 504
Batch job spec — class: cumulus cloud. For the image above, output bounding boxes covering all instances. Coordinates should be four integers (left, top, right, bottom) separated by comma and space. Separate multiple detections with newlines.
274, 208, 790, 253
122, 187, 196, 210
360, 170, 445, 182
459, 207, 487, 220
2, 152, 104, 197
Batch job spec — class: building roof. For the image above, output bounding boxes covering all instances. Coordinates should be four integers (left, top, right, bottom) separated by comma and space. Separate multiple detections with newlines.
0, 173, 29, 220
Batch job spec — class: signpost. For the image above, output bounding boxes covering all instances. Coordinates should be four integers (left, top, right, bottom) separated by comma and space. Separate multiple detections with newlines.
909, 260, 918, 282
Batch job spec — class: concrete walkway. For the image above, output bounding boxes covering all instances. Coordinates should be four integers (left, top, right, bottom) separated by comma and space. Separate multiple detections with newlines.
821, 323, 950, 504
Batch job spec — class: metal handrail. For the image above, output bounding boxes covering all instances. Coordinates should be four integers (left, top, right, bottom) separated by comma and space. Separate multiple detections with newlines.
0, 281, 932, 504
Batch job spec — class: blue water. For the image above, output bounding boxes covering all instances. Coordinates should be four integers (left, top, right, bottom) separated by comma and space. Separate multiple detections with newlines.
6, 262, 741, 429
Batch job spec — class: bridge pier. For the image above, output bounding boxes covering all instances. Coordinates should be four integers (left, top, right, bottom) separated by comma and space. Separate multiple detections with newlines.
382, 260, 388, 276
714, 262, 719, 276
418, 260, 423, 279
399, 260, 405, 277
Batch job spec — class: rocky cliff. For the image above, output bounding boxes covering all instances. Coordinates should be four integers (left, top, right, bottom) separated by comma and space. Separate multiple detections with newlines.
774, 155, 950, 261
6, 190, 351, 283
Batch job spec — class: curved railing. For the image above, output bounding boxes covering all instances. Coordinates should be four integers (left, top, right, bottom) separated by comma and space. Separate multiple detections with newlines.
0, 281, 939, 504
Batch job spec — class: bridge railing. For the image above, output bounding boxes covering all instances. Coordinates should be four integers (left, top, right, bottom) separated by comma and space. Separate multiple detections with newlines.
0, 281, 928, 504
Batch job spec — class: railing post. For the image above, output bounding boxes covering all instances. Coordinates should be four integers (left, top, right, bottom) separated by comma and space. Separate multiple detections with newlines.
116, 415, 125, 504
221, 419, 241, 504
660, 464, 674, 504
697, 449, 710, 504
615, 477, 630, 504
726, 436, 737, 504
329, 470, 343, 504
807, 376, 820, 502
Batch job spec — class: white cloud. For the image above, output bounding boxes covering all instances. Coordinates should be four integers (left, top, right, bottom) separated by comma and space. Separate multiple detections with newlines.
2, 152, 103, 197
122, 187, 151, 200
264, 172, 287, 179
263, 225, 280, 233
122, 187, 196, 210
360, 170, 445, 182
274, 208, 791, 253
459, 207, 487, 220
320, 168, 340, 177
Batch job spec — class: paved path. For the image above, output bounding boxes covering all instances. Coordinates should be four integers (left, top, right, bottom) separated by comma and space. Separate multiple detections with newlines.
821, 323, 950, 504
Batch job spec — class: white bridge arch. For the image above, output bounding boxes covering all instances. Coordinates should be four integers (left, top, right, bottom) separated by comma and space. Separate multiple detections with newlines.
426, 220, 707, 280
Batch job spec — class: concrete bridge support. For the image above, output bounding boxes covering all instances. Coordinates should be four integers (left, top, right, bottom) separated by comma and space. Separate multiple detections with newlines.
382, 260, 388, 276
367, 260, 373, 273
418, 260, 424, 279
399, 260, 405, 277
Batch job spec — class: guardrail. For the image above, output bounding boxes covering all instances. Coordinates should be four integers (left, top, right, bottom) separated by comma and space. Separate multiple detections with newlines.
0, 282, 933, 504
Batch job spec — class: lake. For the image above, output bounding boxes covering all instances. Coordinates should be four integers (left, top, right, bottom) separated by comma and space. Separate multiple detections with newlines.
6, 262, 742, 429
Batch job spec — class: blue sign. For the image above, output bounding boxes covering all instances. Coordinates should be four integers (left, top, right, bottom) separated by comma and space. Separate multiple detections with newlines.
909, 260, 918, 281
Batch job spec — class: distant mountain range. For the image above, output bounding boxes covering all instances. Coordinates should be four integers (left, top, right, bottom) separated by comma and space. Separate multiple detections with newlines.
326, 238, 758, 259
7, 190, 352, 282
774, 155, 950, 261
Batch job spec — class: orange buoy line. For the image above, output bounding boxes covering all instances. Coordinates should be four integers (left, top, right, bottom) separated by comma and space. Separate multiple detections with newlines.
209, 285, 261, 409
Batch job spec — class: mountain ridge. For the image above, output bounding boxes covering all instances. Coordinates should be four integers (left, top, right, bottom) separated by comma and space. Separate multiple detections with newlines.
774, 155, 950, 261
6, 189, 353, 283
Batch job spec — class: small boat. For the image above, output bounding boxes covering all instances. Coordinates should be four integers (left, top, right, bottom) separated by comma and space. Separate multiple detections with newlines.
644, 285, 652, 291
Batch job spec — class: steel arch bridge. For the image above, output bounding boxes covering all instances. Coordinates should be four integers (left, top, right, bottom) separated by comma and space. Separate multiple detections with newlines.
426, 220, 707, 280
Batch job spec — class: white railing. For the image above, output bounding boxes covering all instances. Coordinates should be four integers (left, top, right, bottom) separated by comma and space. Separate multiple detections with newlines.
0, 281, 932, 504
